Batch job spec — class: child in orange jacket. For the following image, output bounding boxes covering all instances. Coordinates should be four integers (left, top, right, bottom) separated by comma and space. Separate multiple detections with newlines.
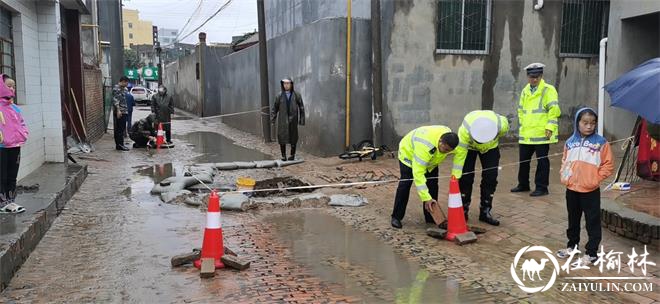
556, 108, 613, 265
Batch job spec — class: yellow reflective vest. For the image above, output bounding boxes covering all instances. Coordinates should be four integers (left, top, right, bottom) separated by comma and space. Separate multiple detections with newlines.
451, 110, 509, 178
398, 125, 453, 202
518, 79, 561, 144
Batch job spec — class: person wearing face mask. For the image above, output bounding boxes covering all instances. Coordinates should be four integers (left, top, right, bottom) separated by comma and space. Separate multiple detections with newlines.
113, 76, 130, 151
151, 85, 174, 144
271, 77, 305, 161
0, 74, 28, 213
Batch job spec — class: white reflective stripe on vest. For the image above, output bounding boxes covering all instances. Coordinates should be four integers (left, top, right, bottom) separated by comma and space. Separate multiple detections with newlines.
206, 212, 222, 229
417, 184, 429, 192
448, 193, 462, 208
413, 136, 435, 150
414, 155, 429, 166
531, 87, 549, 113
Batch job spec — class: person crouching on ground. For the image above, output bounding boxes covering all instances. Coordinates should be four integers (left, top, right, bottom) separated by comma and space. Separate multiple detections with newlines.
390, 126, 459, 229
0, 75, 28, 212
129, 114, 158, 149
271, 77, 305, 161
556, 108, 613, 266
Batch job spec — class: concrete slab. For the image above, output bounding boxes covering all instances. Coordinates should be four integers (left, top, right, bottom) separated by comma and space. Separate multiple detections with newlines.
329, 194, 368, 207
0, 163, 87, 291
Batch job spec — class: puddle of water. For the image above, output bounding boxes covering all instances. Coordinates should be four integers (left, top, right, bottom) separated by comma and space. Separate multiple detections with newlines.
266, 211, 488, 303
177, 131, 269, 163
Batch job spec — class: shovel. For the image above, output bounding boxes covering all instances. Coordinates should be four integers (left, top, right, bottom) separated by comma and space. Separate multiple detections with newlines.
69, 88, 92, 153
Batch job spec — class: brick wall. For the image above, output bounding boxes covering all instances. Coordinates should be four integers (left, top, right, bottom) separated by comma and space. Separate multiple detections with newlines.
83, 68, 105, 142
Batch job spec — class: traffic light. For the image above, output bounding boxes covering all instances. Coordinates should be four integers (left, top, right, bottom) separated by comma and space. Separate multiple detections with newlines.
152, 25, 159, 45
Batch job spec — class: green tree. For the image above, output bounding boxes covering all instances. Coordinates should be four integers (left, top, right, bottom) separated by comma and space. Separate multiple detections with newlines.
123, 49, 140, 69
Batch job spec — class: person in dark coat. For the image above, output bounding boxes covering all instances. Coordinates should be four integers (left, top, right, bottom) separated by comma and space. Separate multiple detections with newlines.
129, 114, 158, 148
271, 77, 305, 161
151, 84, 174, 143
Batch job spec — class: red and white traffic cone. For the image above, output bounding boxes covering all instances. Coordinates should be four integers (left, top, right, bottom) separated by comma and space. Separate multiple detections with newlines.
194, 190, 225, 269
445, 176, 469, 241
156, 123, 164, 149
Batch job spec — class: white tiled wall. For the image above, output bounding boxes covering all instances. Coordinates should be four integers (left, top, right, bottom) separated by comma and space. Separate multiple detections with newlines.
1, 0, 65, 179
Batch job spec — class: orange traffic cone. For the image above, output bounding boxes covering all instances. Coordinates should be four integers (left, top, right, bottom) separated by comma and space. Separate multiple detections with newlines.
445, 176, 469, 241
194, 190, 225, 269
156, 123, 164, 149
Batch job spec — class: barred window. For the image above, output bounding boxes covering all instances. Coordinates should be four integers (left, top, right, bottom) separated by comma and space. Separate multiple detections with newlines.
560, 0, 610, 57
0, 7, 14, 79
436, 0, 491, 54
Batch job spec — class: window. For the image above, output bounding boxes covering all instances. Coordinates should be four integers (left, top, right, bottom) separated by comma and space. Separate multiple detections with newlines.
129, 33, 133, 39
171, 31, 177, 36
560, 0, 610, 57
436, 0, 491, 54
128, 22, 133, 29
0, 7, 14, 79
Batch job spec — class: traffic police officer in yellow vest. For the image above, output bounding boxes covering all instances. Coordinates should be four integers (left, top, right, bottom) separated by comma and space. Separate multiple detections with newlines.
391, 126, 459, 229
511, 63, 561, 197
452, 110, 509, 226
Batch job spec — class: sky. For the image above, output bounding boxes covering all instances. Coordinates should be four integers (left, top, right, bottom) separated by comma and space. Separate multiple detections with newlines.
123, 0, 258, 45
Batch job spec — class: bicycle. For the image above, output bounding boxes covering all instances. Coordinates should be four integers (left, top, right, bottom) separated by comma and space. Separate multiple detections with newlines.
338, 140, 395, 161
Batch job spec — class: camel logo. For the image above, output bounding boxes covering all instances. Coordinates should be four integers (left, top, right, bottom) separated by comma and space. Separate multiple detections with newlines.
510, 246, 560, 293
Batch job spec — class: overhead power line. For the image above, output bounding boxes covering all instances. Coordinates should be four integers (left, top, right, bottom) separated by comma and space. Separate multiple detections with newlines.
177, 0, 234, 42
177, 0, 205, 40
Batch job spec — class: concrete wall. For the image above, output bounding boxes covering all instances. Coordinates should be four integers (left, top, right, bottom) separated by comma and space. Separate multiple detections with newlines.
211, 15, 373, 156
203, 45, 232, 117
98, 0, 122, 84
380, 0, 601, 147
265, 0, 370, 40
212, 45, 262, 136
1, 0, 66, 179
604, 1, 660, 139
163, 50, 201, 115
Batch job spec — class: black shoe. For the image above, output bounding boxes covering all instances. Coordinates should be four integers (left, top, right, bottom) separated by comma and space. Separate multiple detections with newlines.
479, 208, 500, 226
438, 220, 448, 229
116, 145, 130, 151
281, 157, 287, 161
530, 189, 549, 197
510, 185, 531, 192
287, 156, 295, 161
391, 217, 402, 229
166, 140, 173, 144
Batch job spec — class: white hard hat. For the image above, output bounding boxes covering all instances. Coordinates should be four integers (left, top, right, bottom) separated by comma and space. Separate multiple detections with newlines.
470, 117, 498, 143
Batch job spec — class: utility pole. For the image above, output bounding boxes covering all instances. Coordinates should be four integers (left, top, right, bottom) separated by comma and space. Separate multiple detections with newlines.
371, 0, 383, 146
156, 42, 162, 85
257, 0, 271, 142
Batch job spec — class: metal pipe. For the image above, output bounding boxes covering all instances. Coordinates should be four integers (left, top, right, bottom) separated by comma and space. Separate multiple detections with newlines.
257, 0, 271, 142
345, 0, 352, 149
598, 37, 608, 135
371, 0, 382, 146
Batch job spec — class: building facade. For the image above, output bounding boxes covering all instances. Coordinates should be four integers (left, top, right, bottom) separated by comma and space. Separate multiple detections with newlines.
122, 8, 152, 48
603, 0, 659, 139
158, 27, 178, 46
0, 0, 91, 179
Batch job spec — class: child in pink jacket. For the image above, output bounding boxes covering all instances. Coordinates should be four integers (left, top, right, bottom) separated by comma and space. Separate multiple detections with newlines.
0, 74, 28, 211
556, 107, 613, 265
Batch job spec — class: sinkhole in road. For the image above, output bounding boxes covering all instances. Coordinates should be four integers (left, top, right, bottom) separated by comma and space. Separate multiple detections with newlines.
266, 210, 489, 303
